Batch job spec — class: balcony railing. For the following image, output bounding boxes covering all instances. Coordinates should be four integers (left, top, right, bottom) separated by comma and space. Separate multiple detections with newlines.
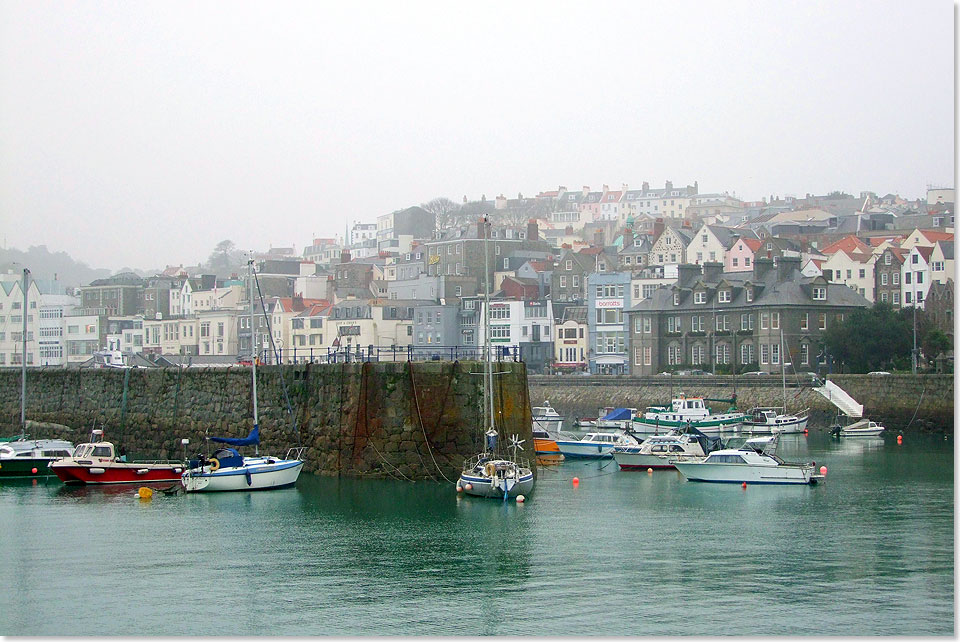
258, 344, 523, 365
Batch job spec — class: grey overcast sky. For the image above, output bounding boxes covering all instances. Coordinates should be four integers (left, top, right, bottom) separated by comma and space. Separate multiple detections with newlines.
0, 0, 954, 272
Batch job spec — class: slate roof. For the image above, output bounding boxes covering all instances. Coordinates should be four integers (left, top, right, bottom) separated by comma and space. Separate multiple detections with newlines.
937, 240, 954, 260
629, 266, 869, 313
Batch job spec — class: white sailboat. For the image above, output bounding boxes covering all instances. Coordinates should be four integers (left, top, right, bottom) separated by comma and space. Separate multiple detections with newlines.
457, 217, 534, 501
181, 259, 306, 492
742, 329, 809, 434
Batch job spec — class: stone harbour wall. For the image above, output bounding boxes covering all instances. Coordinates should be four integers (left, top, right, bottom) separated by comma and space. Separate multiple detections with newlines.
0, 361, 534, 480
528, 374, 954, 433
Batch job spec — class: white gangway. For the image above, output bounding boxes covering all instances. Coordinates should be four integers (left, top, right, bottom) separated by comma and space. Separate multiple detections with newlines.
814, 380, 863, 418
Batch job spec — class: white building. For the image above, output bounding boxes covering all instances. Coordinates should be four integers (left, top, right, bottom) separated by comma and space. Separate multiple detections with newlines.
902, 246, 934, 309
480, 298, 555, 352
350, 222, 378, 246
37, 294, 79, 366
820, 250, 877, 302
0, 274, 42, 367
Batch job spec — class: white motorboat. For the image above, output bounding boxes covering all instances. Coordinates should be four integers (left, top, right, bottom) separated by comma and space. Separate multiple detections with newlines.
181, 259, 306, 493
555, 430, 640, 459
457, 216, 534, 502
532, 401, 563, 433
672, 435, 824, 485
612, 429, 723, 470
0, 437, 75, 478
836, 419, 885, 437
741, 407, 810, 434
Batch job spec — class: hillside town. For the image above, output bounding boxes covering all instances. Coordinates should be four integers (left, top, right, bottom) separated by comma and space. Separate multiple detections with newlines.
2, 182, 954, 374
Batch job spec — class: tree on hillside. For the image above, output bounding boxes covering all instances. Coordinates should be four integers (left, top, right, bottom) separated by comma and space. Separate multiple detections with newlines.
206, 240, 244, 274
824, 302, 912, 372
421, 197, 462, 236
922, 329, 952, 363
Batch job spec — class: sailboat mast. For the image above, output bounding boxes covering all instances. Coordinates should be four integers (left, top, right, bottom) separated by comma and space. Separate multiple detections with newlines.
20, 268, 29, 435
482, 217, 494, 433
249, 259, 259, 427
780, 327, 787, 411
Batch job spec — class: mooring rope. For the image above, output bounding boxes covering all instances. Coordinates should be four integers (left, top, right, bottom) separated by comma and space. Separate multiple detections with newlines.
408, 361, 452, 483
904, 386, 926, 430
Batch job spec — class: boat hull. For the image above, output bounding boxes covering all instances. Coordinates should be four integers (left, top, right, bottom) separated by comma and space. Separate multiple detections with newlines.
612, 451, 680, 470
840, 428, 884, 437
533, 437, 561, 456
555, 441, 615, 459
0, 458, 60, 478
182, 459, 304, 492
458, 471, 534, 499
742, 415, 809, 434
632, 416, 744, 435
51, 462, 183, 485
673, 461, 815, 484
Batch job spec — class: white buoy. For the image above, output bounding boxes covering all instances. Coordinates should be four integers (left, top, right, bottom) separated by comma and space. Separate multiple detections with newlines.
465, 483, 473, 491
516, 495, 525, 503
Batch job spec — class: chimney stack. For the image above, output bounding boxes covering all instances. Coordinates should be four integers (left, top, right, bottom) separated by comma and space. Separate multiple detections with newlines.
622, 229, 633, 249
642, 181, 650, 191
593, 228, 605, 247
665, 180, 673, 192
582, 185, 590, 197
526, 219, 539, 242
778, 254, 802, 281
702, 261, 723, 282
340, 248, 351, 263
677, 263, 701, 287
653, 217, 665, 241
753, 257, 774, 280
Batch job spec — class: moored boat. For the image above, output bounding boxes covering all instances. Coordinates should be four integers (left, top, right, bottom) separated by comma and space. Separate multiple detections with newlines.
632, 394, 746, 434
741, 407, 809, 434
0, 438, 75, 478
834, 418, 885, 437
181, 259, 306, 493
672, 435, 823, 485
51, 430, 183, 485
612, 428, 723, 470
555, 430, 640, 459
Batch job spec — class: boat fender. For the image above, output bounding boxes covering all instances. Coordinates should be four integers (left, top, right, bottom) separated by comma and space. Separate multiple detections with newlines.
208, 457, 220, 472
245, 470, 253, 486
484, 462, 496, 478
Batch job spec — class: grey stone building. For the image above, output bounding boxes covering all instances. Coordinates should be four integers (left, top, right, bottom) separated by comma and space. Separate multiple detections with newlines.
626, 257, 870, 375
875, 247, 905, 307
553, 248, 616, 303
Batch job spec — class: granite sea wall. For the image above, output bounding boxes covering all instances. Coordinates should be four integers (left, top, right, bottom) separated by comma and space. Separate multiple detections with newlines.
0, 361, 534, 480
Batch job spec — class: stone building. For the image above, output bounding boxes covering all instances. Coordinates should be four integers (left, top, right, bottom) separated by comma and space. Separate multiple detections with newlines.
626, 258, 870, 375
875, 247, 905, 307
552, 248, 615, 303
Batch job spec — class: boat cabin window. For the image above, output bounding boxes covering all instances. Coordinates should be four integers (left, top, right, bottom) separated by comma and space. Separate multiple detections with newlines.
43, 450, 72, 457
650, 445, 667, 453
16, 451, 33, 457
706, 454, 746, 464
669, 445, 685, 452
0, 447, 13, 457
92, 445, 112, 457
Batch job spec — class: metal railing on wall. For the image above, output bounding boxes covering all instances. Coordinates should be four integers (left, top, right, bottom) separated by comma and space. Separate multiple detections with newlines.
256, 345, 522, 365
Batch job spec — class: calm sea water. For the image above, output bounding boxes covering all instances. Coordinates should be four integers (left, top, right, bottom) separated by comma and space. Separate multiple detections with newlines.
0, 432, 953, 636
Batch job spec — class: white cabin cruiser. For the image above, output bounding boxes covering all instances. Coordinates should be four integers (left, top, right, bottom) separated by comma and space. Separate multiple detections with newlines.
532, 401, 563, 433
612, 429, 723, 470
834, 419, 886, 437
672, 435, 823, 485
555, 430, 640, 459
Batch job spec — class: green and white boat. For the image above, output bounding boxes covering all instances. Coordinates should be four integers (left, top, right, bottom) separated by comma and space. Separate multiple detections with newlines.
0, 438, 75, 478
632, 394, 746, 435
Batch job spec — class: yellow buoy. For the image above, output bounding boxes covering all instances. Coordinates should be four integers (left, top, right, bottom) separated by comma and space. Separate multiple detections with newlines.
137, 487, 154, 499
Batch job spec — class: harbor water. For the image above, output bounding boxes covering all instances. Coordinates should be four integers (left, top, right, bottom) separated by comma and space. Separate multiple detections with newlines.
0, 431, 953, 636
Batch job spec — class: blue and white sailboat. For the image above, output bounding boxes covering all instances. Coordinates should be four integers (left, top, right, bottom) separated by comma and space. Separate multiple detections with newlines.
181, 259, 305, 493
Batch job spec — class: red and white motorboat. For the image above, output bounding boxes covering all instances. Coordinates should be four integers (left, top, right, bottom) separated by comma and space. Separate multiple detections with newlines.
51, 430, 183, 485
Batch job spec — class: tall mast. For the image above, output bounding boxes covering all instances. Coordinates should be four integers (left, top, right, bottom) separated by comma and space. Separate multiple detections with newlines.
482, 217, 494, 434
20, 268, 29, 436
780, 326, 787, 411
249, 258, 259, 429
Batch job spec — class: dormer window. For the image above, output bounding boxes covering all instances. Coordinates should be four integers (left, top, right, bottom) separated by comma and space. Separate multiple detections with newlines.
694, 291, 706, 305
718, 290, 731, 303
673, 293, 680, 306
746, 288, 753, 302
812, 286, 826, 300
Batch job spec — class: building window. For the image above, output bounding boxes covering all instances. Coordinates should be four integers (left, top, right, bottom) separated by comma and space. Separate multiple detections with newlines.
673, 293, 680, 306
818, 313, 827, 330
692, 315, 703, 332
812, 286, 826, 300
668, 344, 681, 365
741, 343, 755, 364
893, 292, 900, 304
885, 254, 891, 265
760, 313, 769, 329
643, 317, 651, 333
718, 290, 731, 303
716, 343, 729, 365
893, 272, 899, 285
760, 344, 769, 364
800, 343, 809, 365
691, 344, 704, 365
694, 291, 706, 304
800, 313, 808, 330
771, 312, 779, 330
643, 346, 652, 366
771, 343, 780, 365
881, 273, 888, 286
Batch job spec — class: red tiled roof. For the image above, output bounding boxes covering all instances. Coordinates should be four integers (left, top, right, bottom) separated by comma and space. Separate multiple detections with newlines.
916, 246, 935, 260
821, 235, 870, 255
741, 238, 764, 252
919, 229, 954, 243
579, 247, 602, 255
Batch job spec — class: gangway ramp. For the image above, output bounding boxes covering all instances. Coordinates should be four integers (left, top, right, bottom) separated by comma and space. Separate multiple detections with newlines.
814, 379, 863, 418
